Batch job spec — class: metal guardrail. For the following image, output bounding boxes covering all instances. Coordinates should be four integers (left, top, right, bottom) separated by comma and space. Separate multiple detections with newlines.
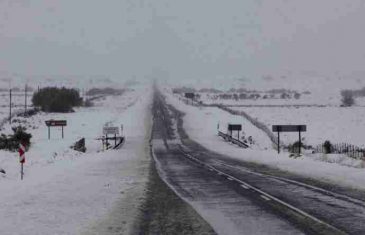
113, 136, 125, 149
218, 131, 249, 148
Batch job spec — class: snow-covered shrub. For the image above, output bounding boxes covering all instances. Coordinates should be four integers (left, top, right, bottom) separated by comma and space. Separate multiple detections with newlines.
287, 141, 311, 153
341, 90, 355, 107
294, 93, 301, 99
0, 126, 32, 152
280, 93, 290, 99
323, 140, 333, 154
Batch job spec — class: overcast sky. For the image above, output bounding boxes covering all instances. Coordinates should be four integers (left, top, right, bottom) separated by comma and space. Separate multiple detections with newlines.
1, 0, 365, 82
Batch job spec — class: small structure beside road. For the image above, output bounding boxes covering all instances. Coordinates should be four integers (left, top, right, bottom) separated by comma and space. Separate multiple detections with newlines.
218, 123, 249, 148
97, 124, 125, 150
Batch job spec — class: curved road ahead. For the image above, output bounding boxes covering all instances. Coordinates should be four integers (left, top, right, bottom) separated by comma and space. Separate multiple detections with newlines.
148, 88, 365, 235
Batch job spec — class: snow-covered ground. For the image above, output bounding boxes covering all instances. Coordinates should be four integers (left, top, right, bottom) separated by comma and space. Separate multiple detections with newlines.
196, 90, 338, 106
0, 90, 33, 126
173, 83, 365, 152
0, 85, 152, 235
164, 89, 365, 191
167, 74, 365, 107
230, 106, 365, 147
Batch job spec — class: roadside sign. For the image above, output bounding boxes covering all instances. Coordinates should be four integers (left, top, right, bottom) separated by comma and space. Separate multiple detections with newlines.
228, 124, 242, 131
272, 125, 306, 132
227, 124, 242, 140
45, 120, 67, 127
102, 125, 122, 150
103, 126, 119, 135
45, 119, 67, 139
272, 125, 307, 154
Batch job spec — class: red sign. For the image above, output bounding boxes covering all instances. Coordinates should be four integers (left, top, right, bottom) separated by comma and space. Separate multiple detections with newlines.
45, 120, 67, 127
19, 142, 25, 163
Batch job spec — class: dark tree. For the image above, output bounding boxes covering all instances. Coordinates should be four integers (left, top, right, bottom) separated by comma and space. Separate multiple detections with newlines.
32, 87, 83, 112
323, 140, 333, 154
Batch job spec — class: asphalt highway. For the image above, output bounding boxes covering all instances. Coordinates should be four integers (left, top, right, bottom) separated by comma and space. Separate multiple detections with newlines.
149, 89, 365, 235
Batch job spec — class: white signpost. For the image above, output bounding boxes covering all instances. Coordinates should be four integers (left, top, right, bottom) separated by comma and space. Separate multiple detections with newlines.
103, 126, 119, 135
103, 126, 120, 148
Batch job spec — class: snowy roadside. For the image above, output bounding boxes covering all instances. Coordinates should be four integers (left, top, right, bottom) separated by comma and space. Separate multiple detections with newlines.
0, 86, 152, 235
164, 90, 365, 191
229, 106, 365, 147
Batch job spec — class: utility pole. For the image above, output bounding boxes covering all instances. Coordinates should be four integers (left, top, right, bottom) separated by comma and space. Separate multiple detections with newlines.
24, 84, 27, 116
9, 88, 12, 124
299, 130, 302, 154
277, 131, 280, 154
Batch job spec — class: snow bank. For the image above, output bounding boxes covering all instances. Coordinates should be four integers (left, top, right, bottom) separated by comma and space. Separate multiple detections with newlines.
231, 106, 365, 147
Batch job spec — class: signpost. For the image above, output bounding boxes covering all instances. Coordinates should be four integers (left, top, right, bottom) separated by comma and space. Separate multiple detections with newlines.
103, 126, 119, 135
19, 142, 25, 180
272, 125, 307, 154
9, 89, 12, 124
103, 126, 120, 147
228, 124, 242, 140
45, 120, 67, 139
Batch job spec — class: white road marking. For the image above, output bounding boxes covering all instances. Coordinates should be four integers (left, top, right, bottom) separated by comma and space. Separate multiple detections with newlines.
178, 147, 345, 234
261, 195, 271, 201
241, 184, 250, 189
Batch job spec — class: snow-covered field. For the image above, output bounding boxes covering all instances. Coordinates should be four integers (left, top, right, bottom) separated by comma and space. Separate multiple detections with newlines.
197, 91, 336, 106
174, 82, 365, 148
0, 85, 152, 235
164, 89, 365, 191
168, 74, 365, 107
0, 91, 33, 125
230, 106, 365, 147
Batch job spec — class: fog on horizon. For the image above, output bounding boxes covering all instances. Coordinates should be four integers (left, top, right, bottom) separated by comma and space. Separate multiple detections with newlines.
1, 0, 365, 85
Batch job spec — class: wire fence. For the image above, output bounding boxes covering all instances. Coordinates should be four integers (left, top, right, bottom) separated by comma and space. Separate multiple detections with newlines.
314, 142, 365, 160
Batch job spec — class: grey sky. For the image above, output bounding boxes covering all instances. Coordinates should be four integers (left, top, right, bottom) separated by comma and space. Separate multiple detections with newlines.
1, 0, 365, 81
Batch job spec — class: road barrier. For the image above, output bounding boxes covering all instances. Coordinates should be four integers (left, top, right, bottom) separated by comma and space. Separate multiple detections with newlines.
113, 136, 125, 149
218, 131, 249, 148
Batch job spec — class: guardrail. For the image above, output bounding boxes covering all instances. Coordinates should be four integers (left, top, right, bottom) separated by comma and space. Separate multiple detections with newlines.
218, 131, 249, 148
113, 136, 125, 149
